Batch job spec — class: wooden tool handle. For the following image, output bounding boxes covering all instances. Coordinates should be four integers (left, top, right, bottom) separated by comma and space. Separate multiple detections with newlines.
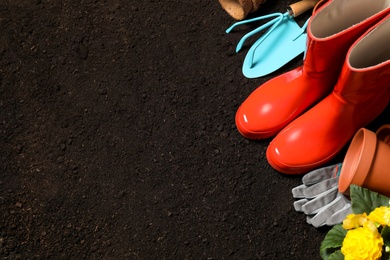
288, 0, 320, 17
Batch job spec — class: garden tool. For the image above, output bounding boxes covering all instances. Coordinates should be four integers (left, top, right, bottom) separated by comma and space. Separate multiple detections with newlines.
292, 164, 352, 228
226, 0, 320, 78
226, 0, 319, 52
219, 0, 267, 21
267, 12, 390, 174
339, 125, 390, 197
236, 0, 390, 140
293, 126, 390, 228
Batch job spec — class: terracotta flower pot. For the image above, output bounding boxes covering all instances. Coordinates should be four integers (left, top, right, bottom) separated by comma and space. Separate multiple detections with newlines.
218, 0, 266, 20
338, 125, 390, 197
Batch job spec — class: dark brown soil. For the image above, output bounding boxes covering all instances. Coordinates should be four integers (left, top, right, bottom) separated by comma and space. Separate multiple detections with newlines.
1, 0, 389, 259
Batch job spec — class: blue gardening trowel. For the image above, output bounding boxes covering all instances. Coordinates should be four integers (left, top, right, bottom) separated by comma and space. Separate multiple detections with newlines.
226, 0, 320, 78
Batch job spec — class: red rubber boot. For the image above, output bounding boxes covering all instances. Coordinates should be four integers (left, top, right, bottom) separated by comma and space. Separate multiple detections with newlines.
267, 13, 390, 174
235, 0, 390, 140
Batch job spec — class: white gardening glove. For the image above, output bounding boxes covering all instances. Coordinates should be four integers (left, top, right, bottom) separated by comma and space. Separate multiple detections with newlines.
292, 163, 352, 228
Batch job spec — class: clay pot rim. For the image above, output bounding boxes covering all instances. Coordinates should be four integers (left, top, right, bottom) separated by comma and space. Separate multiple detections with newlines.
376, 124, 390, 144
338, 128, 377, 193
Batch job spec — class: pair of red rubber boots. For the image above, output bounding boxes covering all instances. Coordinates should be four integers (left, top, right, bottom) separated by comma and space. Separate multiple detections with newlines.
235, 0, 390, 174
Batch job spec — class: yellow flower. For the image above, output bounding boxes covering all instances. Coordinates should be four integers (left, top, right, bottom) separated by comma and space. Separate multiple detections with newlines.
341, 220, 384, 260
342, 213, 368, 230
368, 206, 390, 226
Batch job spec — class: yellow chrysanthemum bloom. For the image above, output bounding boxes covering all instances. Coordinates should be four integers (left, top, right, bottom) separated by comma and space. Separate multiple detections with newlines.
341, 220, 384, 260
343, 213, 368, 230
369, 206, 390, 226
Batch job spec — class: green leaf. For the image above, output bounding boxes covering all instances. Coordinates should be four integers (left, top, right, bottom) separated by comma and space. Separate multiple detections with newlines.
350, 185, 390, 214
382, 226, 390, 246
328, 250, 344, 260
380, 250, 390, 260
320, 225, 347, 260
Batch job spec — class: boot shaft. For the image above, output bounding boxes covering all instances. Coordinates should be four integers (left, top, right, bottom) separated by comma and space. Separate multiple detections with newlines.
303, 0, 390, 79
335, 14, 390, 105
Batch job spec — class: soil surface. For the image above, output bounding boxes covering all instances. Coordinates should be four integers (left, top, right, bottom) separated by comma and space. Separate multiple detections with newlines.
1, 0, 389, 259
